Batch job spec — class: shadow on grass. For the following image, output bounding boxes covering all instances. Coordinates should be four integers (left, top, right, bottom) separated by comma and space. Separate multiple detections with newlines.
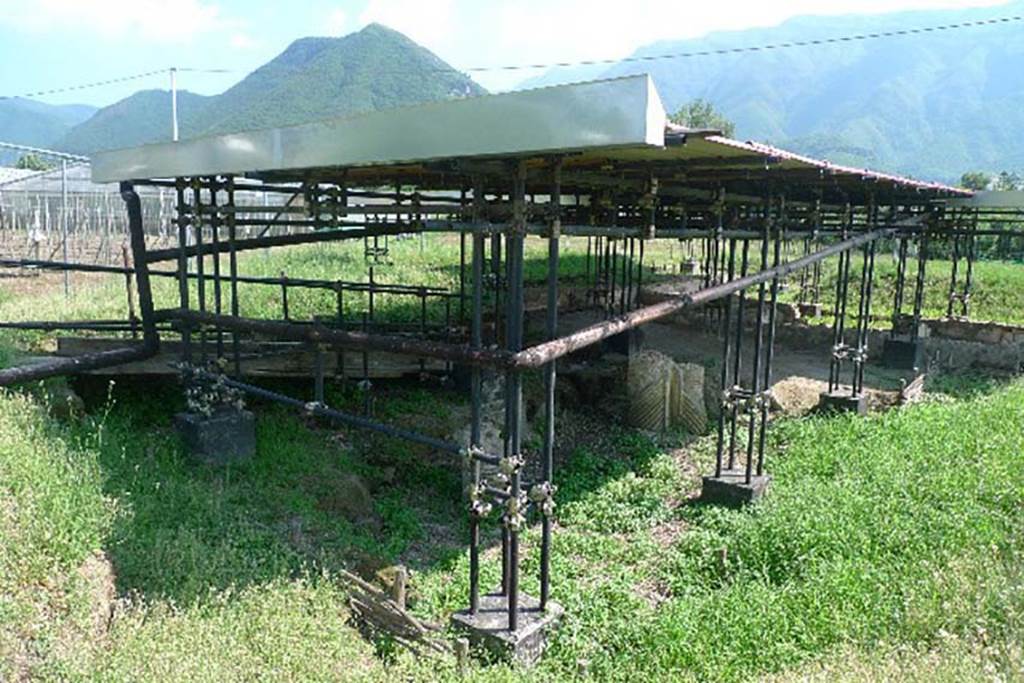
73, 369, 662, 611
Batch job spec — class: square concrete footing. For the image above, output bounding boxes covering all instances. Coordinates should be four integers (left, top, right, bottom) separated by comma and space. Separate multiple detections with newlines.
174, 409, 255, 465
451, 591, 563, 667
701, 469, 770, 507
817, 391, 868, 416
881, 337, 925, 371
679, 260, 699, 275
798, 302, 823, 318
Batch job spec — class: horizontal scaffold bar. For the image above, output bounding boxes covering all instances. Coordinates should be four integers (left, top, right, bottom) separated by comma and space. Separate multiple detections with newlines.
0, 344, 157, 387
510, 226, 897, 369
156, 308, 511, 368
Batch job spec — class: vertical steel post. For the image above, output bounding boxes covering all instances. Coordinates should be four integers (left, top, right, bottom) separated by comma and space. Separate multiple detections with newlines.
757, 206, 782, 477
962, 209, 978, 319
745, 199, 770, 484
911, 214, 930, 341
121, 243, 138, 339
892, 232, 909, 337
715, 237, 737, 478
120, 182, 158, 351
175, 178, 192, 362
505, 161, 527, 632
468, 179, 485, 615
226, 176, 241, 375
540, 159, 561, 610
728, 240, 749, 469
209, 178, 224, 359
193, 179, 207, 361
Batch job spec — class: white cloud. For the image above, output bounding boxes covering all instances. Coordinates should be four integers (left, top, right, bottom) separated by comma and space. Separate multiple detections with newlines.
0, 0, 232, 43
326, 8, 348, 36
229, 32, 257, 49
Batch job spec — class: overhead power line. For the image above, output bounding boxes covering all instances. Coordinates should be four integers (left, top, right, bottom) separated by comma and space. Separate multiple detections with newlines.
463, 13, 1024, 73
0, 67, 233, 101
1, 12, 1019, 100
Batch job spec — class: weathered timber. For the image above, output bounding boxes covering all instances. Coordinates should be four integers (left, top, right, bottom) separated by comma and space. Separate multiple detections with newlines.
0, 345, 157, 387
56, 337, 446, 378
156, 309, 510, 368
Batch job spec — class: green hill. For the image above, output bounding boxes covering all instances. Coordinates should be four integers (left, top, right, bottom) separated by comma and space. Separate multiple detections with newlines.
521, 2, 1024, 182
57, 89, 213, 155
58, 23, 484, 154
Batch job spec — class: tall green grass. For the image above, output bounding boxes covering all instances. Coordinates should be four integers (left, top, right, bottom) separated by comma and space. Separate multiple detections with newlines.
2, 376, 1022, 680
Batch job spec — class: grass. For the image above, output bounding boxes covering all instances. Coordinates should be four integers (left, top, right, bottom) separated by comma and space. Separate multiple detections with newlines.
2, 235, 1024, 680
776, 249, 1024, 326
2, 372, 1023, 680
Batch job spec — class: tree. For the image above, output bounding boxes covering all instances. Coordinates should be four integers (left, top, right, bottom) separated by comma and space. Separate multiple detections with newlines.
959, 171, 991, 191
994, 171, 1022, 191
14, 154, 52, 171
669, 99, 736, 138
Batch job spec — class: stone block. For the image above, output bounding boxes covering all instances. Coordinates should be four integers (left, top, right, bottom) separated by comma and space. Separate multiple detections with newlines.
701, 469, 770, 507
175, 409, 255, 465
817, 391, 868, 416
451, 591, 563, 667
798, 302, 823, 319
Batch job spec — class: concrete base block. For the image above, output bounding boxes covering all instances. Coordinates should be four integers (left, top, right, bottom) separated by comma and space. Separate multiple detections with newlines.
175, 409, 255, 465
798, 302, 823, 318
882, 337, 925, 371
701, 469, 770, 507
451, 591, 563, 667
817, 391, 868, 416
679, 260, 699, 275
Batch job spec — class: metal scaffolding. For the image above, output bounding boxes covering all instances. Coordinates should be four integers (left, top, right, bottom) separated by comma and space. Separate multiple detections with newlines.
1, 75, 1004, 647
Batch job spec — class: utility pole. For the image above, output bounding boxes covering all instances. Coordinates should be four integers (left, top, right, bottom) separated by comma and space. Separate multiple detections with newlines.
170, 67, 179, 142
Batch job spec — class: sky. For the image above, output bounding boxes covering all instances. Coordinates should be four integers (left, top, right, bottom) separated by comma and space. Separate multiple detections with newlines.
0, 0, 1013, 107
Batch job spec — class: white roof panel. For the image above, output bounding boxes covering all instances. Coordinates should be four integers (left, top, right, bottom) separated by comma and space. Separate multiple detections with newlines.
91, 75, 667, 183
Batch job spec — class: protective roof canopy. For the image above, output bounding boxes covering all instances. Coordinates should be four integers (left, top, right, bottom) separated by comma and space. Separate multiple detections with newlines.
90, 74, 967, 201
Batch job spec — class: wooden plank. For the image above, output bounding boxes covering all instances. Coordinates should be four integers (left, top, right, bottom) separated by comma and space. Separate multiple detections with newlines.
55, 337, 447, 378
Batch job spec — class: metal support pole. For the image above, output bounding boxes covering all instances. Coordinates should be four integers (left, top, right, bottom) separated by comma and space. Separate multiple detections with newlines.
744, 201, 770, 485
727, 240, 749, 469
911, 219, 930, 341
175, 178, 192, 362
226, 176, 241, 375
505, 162, 527, 632
468, 179, 485, 615
757, 217, 782, 476
714, 238, 736, 478
193, 180, 207, 361
540, 160, 561, 610
209, 178, 224, 359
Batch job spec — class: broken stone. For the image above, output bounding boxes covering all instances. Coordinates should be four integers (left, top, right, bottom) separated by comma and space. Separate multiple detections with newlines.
333, 473, 378, 526
47, 385, 85, 421
627, 350, 707, 433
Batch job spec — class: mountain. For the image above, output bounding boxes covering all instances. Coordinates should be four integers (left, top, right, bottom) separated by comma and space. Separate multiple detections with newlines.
0, 99, 97, 162
520, 2, 1024, 182
58, 23, 485, 154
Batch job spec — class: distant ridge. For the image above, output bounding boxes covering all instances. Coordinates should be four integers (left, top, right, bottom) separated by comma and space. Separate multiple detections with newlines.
519, 2, 1024, 181
0, 99, 97, 163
